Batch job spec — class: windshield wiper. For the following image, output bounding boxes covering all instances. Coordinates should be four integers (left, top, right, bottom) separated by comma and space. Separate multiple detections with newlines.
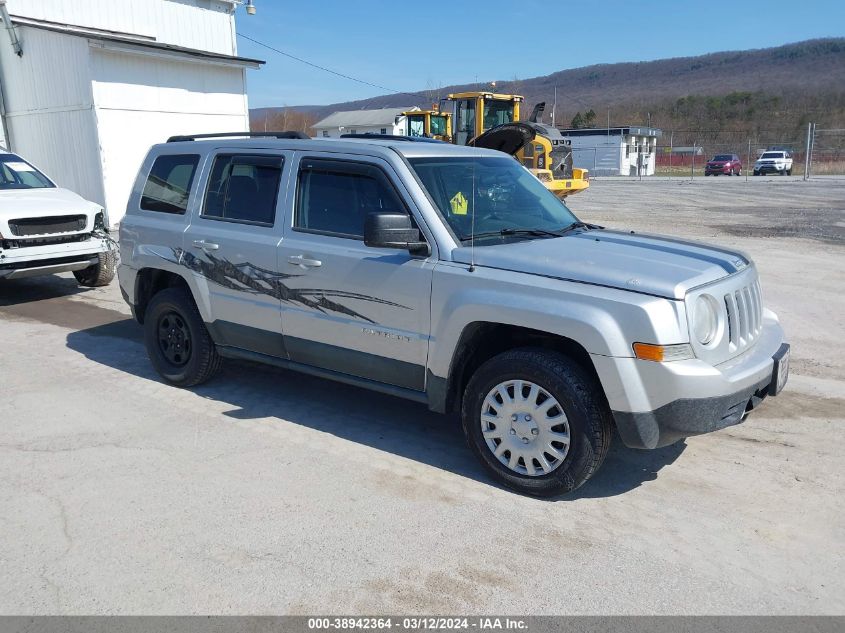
557, 221, 604, 234
459, 223, 604, 243
459, 227, 566, 242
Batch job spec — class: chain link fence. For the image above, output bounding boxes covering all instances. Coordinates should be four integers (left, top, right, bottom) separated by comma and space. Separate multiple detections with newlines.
569, 125, 844, 179
804, 125, 845, 177
655, 140, 803, 179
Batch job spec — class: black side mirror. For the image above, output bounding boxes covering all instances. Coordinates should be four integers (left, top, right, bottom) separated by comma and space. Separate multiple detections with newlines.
364, 212, 430, 255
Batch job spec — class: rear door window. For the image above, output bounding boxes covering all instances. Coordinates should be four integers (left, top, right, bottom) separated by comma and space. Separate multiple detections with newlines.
141, 154, 200, 214
203, 154, 284, 225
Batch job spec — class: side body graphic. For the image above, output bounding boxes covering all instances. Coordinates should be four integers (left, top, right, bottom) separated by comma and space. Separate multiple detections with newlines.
172, 248, 410, 324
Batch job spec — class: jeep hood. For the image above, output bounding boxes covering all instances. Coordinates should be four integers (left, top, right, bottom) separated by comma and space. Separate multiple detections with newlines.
451, 230, 750, 300
0, 187, 98, 219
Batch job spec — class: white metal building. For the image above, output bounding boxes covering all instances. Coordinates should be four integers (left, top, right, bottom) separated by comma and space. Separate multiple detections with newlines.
0, 0, 262, 226
312, 107, 419, 138
560, 126, 662, 176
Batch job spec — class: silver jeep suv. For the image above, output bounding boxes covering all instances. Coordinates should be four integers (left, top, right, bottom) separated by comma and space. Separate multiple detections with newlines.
118, 132, 789, 496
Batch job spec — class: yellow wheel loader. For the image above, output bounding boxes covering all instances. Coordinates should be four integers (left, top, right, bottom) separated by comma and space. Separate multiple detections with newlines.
403, 109, 453, 143
446, 91, 589, 198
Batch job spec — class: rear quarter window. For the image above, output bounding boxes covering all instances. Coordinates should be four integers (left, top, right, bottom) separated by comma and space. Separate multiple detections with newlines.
140, 154, 200, 214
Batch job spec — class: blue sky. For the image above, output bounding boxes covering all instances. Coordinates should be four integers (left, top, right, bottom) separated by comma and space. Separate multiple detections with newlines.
236, 0, 844, 108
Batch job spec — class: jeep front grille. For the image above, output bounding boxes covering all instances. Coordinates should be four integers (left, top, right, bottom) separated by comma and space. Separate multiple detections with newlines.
8, 215, 87, 236
724, 279, 763, 353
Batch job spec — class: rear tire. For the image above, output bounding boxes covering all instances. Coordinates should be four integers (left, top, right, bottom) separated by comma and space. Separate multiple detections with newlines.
73, 251, 116, 287
461, 348, 613, 497
144, 287, 221, 387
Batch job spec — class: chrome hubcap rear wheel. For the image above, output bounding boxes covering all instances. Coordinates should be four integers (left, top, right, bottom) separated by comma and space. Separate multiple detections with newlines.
480, 380, 571, 476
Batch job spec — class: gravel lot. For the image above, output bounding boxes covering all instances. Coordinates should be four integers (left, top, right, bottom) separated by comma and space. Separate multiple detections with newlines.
1, 175, 843, 615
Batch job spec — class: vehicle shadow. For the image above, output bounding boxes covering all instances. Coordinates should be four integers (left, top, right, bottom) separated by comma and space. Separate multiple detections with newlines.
65, 317, 686, 499
568, 438, 686, 500
0, 275, 87, 307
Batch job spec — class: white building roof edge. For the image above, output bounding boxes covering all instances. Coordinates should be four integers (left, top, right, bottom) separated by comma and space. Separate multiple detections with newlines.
313, 107, 419, 130
10, 15, 264, 69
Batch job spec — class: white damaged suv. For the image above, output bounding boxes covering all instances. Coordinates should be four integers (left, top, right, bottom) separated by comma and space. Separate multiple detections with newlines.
0, 151, 116, 286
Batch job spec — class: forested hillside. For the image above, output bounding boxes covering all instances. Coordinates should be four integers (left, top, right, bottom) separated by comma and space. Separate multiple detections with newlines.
251, 38, 845, 146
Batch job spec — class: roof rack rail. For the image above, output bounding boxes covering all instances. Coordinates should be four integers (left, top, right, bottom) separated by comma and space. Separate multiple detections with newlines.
166, 131, 310, 142
339, 133, 445, 143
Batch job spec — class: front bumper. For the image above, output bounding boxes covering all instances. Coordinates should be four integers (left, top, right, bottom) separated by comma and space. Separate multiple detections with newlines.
591, 314, 788, 449
705, 166, 733, 174
755, 164, 787, 173
0, 235, 114, 280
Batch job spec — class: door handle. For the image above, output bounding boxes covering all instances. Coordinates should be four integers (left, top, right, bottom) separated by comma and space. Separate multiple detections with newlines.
287, 254, 322, 268
192, 239, 219, 251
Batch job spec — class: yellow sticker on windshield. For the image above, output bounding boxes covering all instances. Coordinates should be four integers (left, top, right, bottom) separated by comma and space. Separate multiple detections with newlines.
450, 191, 468, 215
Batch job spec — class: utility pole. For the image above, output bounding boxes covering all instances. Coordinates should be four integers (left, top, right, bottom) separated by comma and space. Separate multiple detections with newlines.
552, 86, 557, 128
691, 144, 696, 181
668, 130, 674, 181
746, 138, 751, 182
804, 122, 813, 180
607, 107, 610, 172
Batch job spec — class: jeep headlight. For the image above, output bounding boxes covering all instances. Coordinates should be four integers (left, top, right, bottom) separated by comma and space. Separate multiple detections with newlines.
692, 294, 719, 345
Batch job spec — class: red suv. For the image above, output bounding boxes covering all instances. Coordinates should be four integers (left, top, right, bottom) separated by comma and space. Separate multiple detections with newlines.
705, 154, 742, 176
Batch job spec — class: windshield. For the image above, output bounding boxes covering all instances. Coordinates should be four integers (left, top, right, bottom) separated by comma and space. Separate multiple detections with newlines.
407, 115, 425, 137
713, 155, 733, 161
761, 152, 784, 159
0, 154, 54, 189
430, 115, 447, 136
409, 156, 578, 243
483, 100, 515, 131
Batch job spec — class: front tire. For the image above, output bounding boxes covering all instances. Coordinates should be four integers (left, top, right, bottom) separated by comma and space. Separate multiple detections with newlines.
74, 251, 116, 287
461, 348, 613, 497
144, 287, 221, 387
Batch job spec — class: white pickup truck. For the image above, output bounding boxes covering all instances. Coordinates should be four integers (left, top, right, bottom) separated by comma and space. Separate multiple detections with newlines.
753, 150, 793, 176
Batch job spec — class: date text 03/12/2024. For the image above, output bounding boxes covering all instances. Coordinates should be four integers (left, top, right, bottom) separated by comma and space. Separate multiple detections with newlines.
307, 617, 529, 630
